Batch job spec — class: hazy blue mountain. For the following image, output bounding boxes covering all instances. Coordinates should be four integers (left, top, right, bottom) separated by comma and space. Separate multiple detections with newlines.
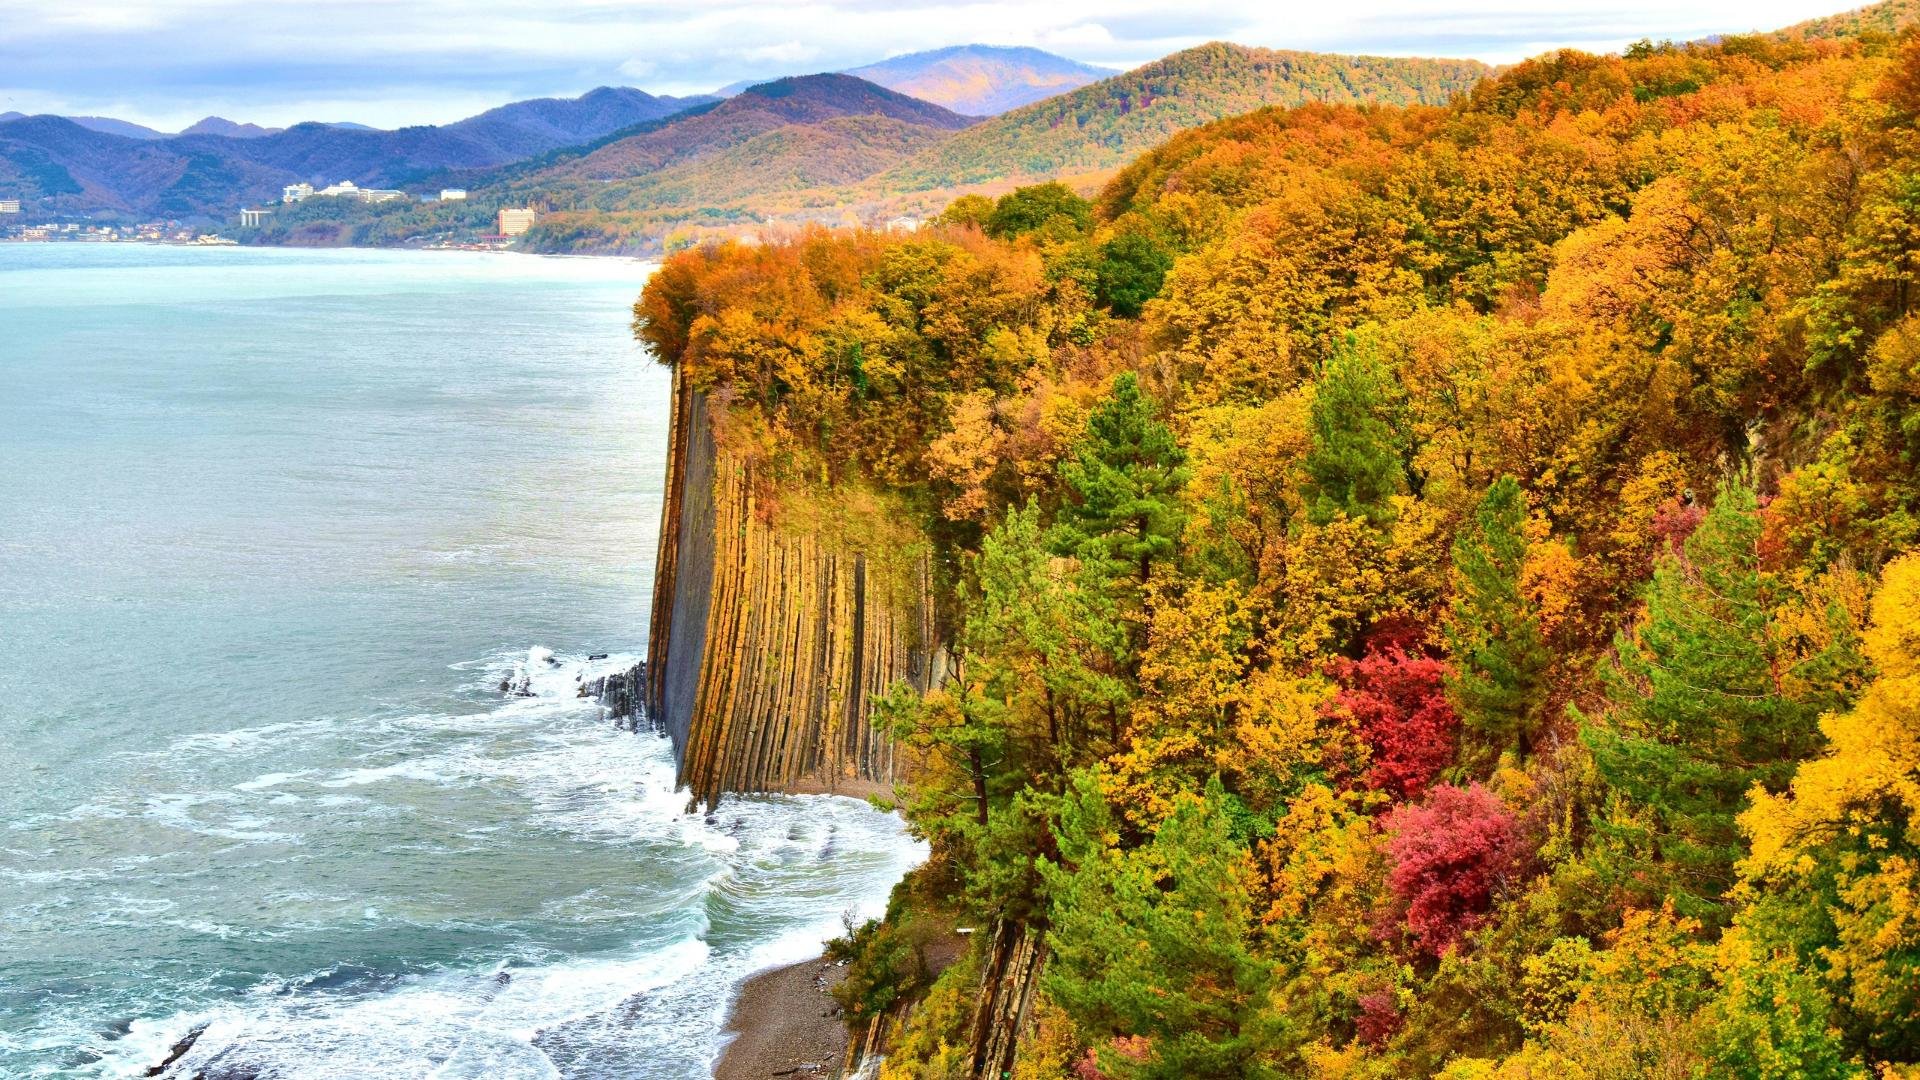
442, 86, 716, 159
711, 44, 1112, 114
180, 117, 283, 138
845, 45, 1114, 114
0, 85, 716, 219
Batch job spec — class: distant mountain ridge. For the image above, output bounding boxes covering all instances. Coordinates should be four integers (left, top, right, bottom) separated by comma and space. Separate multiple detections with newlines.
881, 42, 1492, 191
522, 74, 973, 184
442, 86, 715, 160
0, 86, 715, 218
179, 117, 283, 138
0, 114, 170, 140
845, 45, 1115, 114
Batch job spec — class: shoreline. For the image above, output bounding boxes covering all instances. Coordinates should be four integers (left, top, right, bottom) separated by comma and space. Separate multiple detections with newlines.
715, 956, 852, 1080
0, 237, 659, 262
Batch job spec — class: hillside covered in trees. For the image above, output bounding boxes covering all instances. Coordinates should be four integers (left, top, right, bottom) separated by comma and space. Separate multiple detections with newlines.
635, 20, 1920, 1080
878, 43, 1491, 190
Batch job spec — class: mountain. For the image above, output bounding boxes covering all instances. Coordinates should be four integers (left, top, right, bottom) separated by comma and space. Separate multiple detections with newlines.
1778, 0, 1920, 38
62, 115, 170, 140
582, 113, 955, 210
525, 74, 973, 183
442, 86, 716, 160
845, 45, 1113, 115
0, 115, 290, 215
880, 42, 1491, 191
179, 117, 282, 138
0, 112, 169, 139
0, 86, 716, 219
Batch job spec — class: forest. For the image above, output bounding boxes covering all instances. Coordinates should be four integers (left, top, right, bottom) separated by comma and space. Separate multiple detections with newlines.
635, 24, 1920, 1080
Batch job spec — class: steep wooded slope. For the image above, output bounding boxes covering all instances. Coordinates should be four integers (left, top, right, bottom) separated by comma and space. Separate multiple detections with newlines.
879, 42, 1490, 189
527, 74, 974, 182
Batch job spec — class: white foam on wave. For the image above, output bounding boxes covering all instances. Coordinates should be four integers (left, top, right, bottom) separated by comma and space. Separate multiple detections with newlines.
70, 645, 926, 1080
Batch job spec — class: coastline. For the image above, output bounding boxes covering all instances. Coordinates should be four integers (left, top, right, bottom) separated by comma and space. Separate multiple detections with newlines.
715, 956, 852, 1080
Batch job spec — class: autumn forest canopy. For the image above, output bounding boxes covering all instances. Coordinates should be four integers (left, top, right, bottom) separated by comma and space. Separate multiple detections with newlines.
637, 22, 1920, 1080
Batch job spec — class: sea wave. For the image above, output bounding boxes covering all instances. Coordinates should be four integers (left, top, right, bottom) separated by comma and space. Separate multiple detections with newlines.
52, 648, 923, 1080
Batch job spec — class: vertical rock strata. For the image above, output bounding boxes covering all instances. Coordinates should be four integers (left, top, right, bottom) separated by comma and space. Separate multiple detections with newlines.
647, 367, 944, 808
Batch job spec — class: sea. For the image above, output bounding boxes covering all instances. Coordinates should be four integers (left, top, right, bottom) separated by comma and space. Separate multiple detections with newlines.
0, 244, 924, 1079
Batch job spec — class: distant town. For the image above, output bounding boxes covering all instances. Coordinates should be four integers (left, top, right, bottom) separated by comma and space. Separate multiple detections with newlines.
2, 182, 541, 247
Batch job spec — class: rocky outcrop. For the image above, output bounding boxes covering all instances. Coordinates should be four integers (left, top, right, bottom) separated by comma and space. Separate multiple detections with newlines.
842, 920, 1048, 1080
580, 658, 648, 731
966, 922, 1047, 1078
647, 367, 946, 808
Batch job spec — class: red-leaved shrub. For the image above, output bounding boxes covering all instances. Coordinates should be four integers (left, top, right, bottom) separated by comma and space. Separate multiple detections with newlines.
1383, 782, 1517, 956
1330, 646, 1459, 799
1355, 990, 1404, 1047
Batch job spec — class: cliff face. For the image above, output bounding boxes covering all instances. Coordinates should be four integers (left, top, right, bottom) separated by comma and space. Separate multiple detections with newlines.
647, 367, 946, 808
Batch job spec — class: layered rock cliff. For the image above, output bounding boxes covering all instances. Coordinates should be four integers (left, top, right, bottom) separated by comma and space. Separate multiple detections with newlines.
647, 367, 947, 808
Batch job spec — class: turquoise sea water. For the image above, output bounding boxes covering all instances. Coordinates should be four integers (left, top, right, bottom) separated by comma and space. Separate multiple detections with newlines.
0, 245, 922, 1078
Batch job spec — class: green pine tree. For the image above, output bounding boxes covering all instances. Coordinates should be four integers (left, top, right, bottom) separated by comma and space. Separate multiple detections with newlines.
1042, 773, 1284, 1079
1582, 476, 1849, 922
968, 500, 1129, 771
1095, 232, 1175, 318
1445, 475, 1552, 766
1054, 372, 1190, 587
1301, 339, 1407, 528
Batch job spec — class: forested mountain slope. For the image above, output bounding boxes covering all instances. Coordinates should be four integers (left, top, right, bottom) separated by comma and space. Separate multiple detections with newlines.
440, 86, 713, 160
879, 42, 1491, 189
1781, 0, 1920, 38
635, 26, 1920, 1079
521, 74, 973, 183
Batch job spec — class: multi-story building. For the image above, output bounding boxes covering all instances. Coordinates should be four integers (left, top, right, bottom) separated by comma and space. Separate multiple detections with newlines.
309, 180, 405, 204
282, 183, 314, 204
0, 198, 21, 214
497, 207, 536, 237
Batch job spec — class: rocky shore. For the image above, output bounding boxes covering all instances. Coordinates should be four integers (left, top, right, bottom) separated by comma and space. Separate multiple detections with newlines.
714, 957, 851, 1080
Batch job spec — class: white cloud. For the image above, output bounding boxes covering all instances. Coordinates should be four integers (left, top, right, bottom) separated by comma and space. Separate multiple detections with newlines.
1038, 22, 1117, 50
732, 40, 822, 65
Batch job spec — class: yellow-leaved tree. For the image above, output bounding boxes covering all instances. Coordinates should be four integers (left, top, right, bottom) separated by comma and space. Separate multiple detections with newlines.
1739, 553, 1920, 1059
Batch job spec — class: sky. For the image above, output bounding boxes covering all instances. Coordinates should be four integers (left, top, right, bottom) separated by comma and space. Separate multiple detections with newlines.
0, 0, 1873, 131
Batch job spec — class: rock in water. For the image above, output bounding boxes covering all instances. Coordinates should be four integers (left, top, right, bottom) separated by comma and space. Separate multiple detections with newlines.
580, 659, 649, 731
503, 645, 556, 697
142, 1022, 207, 1076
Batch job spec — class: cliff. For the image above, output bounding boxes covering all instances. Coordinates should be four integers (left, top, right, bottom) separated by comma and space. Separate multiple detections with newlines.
646, 366, 947, 808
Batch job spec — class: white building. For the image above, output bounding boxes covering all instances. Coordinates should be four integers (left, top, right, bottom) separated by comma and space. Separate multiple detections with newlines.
282, 183, 313, 204
439, 189, 468, 201
497, 207, 536, 237
0, 198, 20, 214
239, 208, 271, 227
310, 180, 405, 204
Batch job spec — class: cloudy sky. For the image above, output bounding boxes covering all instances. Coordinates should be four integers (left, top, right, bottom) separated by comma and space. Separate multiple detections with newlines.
0, 0, 1867, 131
